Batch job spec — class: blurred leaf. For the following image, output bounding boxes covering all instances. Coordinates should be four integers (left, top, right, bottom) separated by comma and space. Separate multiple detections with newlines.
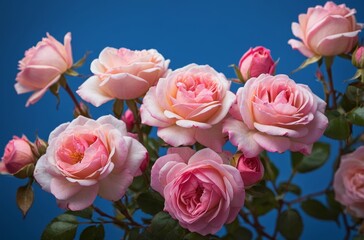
128, 228, 141, 240
16, 184, 34, 217
223, 218, 252, 240
41, 214, 78, 240
301, 199, 338, 221
277, 209, 303, 240
261, 153, 279, 182
80, 225, 105, 240
353, 235, 364, 240
72, 51, 90, 69
345, 85, 364, 105
137, 190, 164, 215
113, 99, 124, 119
324, 111, 351, 140
66, 207, 93, 219
129, 175, 148, 192
291, 142, 330, 173
277, 182, 301, 196
65, 68, 79, 77
325, 191, 342, 221
247, 186, 278, 216
184, 232, 210, 240
13, 163, 35, 179
292, 55, 322, 73
49, 82, 61, 108
347, 107, 364, 126
145, 211, 186, 240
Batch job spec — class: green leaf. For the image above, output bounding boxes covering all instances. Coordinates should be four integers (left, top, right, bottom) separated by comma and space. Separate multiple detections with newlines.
277, 182, 301, 196
16, 184, 34, 217
184, 232, 210, 240
261, 154, 279, 182
277, 209, 303, 240
324, 111, 351, 140
129, 175, 148, 192
247, 185, 278, 216
301, 199, 337, 221
13, 163, 35, 179
65, 68, 79, 77
66, 207, 93, 219
345, 85, 364, 105
41, 214, 78, 240
146, 211, 186, 240
291, 142, 330, 173
113, 99, 124, 119
229, 64, 245, 83
137, 190, 164, 215
223, 218, 252, 240
347, 107, 364, 126
292, 55, 322, 73
80, 225, 105, 240
72, 51, 90, 69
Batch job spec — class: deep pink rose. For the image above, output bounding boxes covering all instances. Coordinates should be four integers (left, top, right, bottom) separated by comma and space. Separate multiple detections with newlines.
77, 47, 170, 106
233, 153, 264, 187
122, 109, 135, 132
288, 1, 363, 57
0, 136, 35, 174
15, 32, 73, 106
333, 146, 364, 218
239, 46, 275, 81
151, 147, 244, 235
140, 64, 236, 152
353, 46, 364, 68
223, 74, 328, 157
34, 115, 147, 211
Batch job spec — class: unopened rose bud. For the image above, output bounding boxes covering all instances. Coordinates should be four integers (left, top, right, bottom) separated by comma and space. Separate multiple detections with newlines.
239, 46, 276, 82
134, 152, 150, 176
232, 153, 264, 187
0, 136, 35, 175
122, 109, 135, 132
353, 46, 364, 69
73, 102, 90, 118
35, 137, 48, 157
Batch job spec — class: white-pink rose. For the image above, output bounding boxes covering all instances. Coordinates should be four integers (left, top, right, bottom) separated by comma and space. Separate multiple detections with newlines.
234, 153, 264, 187
33, 115, 147, 211
15, 32, 73, 106
151, 147, 244, 235
239, 46, 275, 82
77, 47, 170, 107
0, 136, 35, 174
288, 1, 363, 57
140, 64, 236, 152
333, 146, 364, 218
223, 74, 328, 157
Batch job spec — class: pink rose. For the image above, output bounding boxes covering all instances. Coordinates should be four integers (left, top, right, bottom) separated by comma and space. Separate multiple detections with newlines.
122, 109, 135, 132
239, 46, 275, 81
33, 115, 147, 211
223, 74, 328, 157
353, 46, 364, 68
15, 32, 73, 106
288, 1, 363, 57
77, 47, 170, 106
233, 153, 264, 187
333, 146, 364, 218
151, 147, 244, 235
140, 64, 236, 152
0, 136, 35, 174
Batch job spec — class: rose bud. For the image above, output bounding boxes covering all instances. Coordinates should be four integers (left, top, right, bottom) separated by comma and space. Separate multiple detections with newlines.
238, 46, 275, 82
122, 109, 135, 132
232, 153, 264, 187
353, 46, 364, 69
0, 136, 35, 175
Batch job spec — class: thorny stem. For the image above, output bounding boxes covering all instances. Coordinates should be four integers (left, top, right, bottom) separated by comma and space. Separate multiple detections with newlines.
92, 205, 128, 229
62, 81, 90, 117
325, 57, 337, 109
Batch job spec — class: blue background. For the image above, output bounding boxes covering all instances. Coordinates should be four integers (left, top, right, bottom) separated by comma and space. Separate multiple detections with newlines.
0, 0, 363, 239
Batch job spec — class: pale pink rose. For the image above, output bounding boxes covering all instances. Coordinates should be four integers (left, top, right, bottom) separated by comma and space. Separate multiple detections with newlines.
151, 147, 244, 235
15, 33, 73, 106
239, 46, 275, 81
234, 153, 264, 187
140, 64, 236, 152
0, 136, 35, 174
333, 146, 364, 218
33, 115, 147, 211
223, 74, 328, 157
288, 1, 363, 57
122, 109, 135, 132
77, 47, 170, 106
353, 46, 364, 68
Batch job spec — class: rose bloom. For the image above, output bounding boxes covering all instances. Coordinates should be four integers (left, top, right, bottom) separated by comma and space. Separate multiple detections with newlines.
77, 47, 170, 107
233, 153, 264, 187
288, 1, 363, 57
0, 136, 35, 174
333, 146, 364, 218
151, 147, 244, 235
140, 64, 236, 152
223, 74, 328, 157
34, 115, 147, 211
15, 32, 73, 106
239, 46, 275, 81
353, 46, 364, 68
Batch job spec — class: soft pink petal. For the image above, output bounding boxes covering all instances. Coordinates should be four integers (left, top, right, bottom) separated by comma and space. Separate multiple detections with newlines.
252, 132, 291, 153
208, 91, 236, 125
50, 178, 82, 200
25, 74, 61, 107
288, 39, 315, 58
157, 125, 196, 147
57, 185, 99, 211
291, 22, 303, 39
253, 122, 308, 138
34, 155, 54, 192
316, 30, 360, 56
188, 148, 223, 164
98, 170, 133, 200
77, 76, 114, 107
63, 32, 73, 67
167, 147, 196, 162
195, 123, 226, 152
14, 82, 36, 94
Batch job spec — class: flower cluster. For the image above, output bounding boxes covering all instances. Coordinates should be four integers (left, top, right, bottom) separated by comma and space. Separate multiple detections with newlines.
2, 1, 364, 239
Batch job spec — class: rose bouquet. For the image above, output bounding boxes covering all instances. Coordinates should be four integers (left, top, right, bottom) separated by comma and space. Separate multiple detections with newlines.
1, 1, 364, 239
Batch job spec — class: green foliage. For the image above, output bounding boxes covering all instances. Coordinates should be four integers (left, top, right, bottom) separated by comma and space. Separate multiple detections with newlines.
16, 183, 34, 217
292, 55, 322, 73
324, 110, 351, 140
66, 207, 93, 219
113, 99, 124, 119
41, 214, 78, 240
80, 225, 105, 240
222, 218, 252, 240
301, 199, 339, 221
246, 184, 278, 216
277, 209, 303, 240
291, 142, 330, 173
136, 190, 164, 215
277, 182, 301, 196
347, 107, 364, 126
